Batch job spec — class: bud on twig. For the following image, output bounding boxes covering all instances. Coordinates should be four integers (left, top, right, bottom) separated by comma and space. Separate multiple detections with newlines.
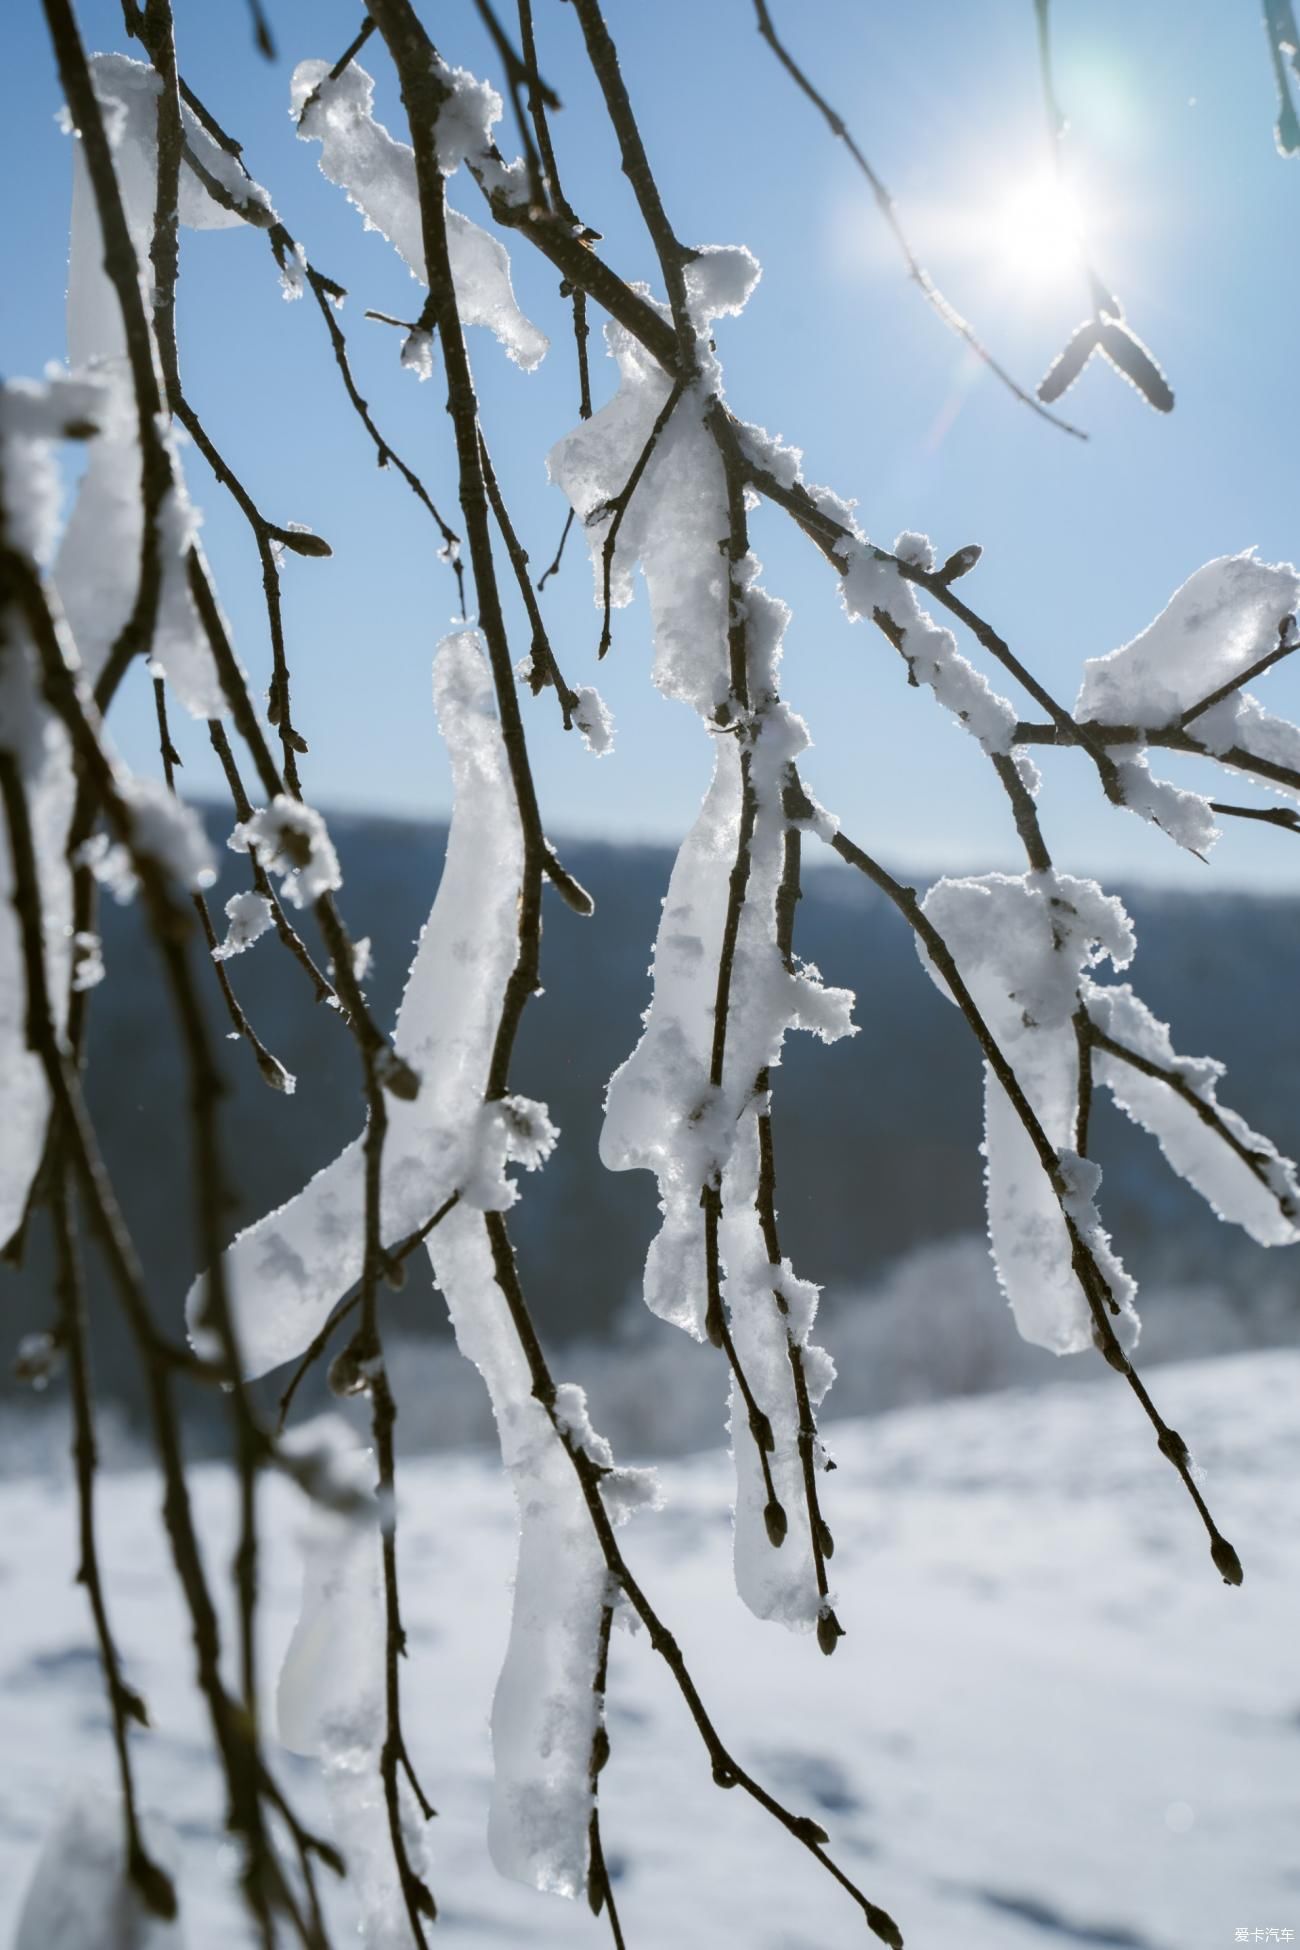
792, 1814, 830, 1847
1157, 1427, 1189, 1467
130, 1850, 178, 1921
763, 1499, 788, 1547
866, 1900, 905, 1948
1210, 1536, 1243, 1586
270, 526, 333, 558
936, 543, 982, 584
817, 1608, 845, 1657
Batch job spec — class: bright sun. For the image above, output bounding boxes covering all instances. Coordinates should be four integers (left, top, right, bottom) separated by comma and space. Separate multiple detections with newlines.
983, 169, 1087, 290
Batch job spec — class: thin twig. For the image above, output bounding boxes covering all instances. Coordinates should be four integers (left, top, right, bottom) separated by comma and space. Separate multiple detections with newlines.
810, 790, 1242, 1586
537, 506, 576, 591
478, 430, 581, 725
51, 1153, 177, 1919
1177, 622, 1299, 728
591, 382, 684, 659
585, 1599, 627, 1948
1087, 1021, 1299, 1223
754, 0, 1087, 440
276, 1193, 460, 1433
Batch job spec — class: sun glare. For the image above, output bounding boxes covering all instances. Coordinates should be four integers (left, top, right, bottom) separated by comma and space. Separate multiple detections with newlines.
983, 169, 1087, 291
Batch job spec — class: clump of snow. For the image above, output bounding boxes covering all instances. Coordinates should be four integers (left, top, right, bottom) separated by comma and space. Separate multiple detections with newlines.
229, 797, 340, 909
1075, 553, 1300, 849
572, 685, 614, 756
192, 633, 517, 1377
291, 59, 547, 370
430, 1208, 632, 1899
917, 872, 1139, 1356
892, 530, 936, 572
548, 325, 732, 716
1108, 746, 1221, 856
682, 245, 761, 322
399, 327, 434, 380
151, 484, 226, 721
76, 832, 138, 905
195, 629, 651, 1906
212, 890, 273, 962
124, 781, 217, 891
459, 1095, 559, 1211
1077, 552, 1300, 729
69, 930, 105, 992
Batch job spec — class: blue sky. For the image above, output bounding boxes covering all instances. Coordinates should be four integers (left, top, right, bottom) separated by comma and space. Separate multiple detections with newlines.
3, 0, 1297, 889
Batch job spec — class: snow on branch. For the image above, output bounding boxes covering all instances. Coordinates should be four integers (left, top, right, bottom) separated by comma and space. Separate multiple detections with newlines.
291, 57, 547, 370
1085, 982, 1300, 1246
916, 872, 1140, 1356
187, 630, 528, 1377
1074, 552, 1300, 849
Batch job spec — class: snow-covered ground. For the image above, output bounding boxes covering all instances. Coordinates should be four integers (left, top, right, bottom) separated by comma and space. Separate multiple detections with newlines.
3, 1349, 1297, 1948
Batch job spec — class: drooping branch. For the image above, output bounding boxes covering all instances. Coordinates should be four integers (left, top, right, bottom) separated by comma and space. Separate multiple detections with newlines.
49, 1153, 176, 1920
0, 731, 328, 1943
1086, 1021, 1300, 1226
808, 789, 1242, 1586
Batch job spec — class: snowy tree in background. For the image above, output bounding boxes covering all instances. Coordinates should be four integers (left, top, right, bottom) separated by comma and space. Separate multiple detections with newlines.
3, 1, 1300, 1944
